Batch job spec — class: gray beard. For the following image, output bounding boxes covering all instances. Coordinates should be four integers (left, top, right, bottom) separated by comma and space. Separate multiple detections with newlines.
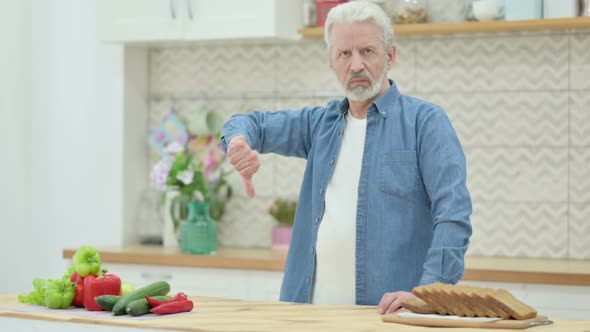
345, 66, 388, 102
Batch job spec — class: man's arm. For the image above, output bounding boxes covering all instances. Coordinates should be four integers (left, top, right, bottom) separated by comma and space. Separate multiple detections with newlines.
220, 105, 327, 159
417, 107, 473, 286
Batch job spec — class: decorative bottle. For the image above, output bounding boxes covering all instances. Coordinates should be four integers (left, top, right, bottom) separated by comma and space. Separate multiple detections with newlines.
181, 201, 217, 255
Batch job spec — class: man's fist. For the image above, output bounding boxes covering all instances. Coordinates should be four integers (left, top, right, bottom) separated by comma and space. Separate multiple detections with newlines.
227, 135, 260, 198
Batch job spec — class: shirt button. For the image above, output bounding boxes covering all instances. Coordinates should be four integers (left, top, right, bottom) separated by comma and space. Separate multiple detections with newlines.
314, 217, 320, 223
319, 189, 324, 194
310, 248, 315, 254
330, 160, 334, 165
306, 277, 311, 284
381, 112, 387, 117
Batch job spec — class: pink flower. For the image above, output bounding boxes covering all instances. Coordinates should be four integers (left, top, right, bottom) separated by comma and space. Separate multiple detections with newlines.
150, 159, 172, 190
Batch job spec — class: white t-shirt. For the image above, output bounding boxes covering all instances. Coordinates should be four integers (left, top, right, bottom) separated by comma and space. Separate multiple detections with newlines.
312, 111, 366, 305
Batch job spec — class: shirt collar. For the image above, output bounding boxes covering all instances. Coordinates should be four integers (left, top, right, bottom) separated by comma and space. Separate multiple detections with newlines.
337, 79, 400, 117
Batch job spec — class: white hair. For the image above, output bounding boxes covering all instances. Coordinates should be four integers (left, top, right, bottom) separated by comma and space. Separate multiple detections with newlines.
324, 1, 394, 51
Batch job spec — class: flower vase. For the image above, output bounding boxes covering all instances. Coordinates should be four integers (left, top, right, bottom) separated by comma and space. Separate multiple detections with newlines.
181, 201, 217, 255
271, 226, 292, 252
161, 191, 192, 248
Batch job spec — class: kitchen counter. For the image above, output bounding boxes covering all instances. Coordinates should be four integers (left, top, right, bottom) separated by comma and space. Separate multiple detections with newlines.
1, 294, 589, 332
63, 246, 590, 286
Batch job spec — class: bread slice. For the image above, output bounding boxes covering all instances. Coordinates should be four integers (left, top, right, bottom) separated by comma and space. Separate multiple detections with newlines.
435, 283, 469, 317
472, 288, 511, 319
431, 283, 459, 315
451, 285, 485, 317
486, 289, 537, 320
412, 285, 448, 315
401, 298, 437, 314
459, 286, 499, 318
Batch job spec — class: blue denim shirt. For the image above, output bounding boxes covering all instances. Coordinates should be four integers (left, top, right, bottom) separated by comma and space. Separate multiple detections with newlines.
220, 81, 472, 305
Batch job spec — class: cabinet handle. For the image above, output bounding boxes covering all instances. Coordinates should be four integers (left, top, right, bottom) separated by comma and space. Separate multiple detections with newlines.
169, 0, 177, 19
186, 0, 194, 20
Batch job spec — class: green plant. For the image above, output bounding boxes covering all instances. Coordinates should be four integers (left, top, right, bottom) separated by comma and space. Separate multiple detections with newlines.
269, 199, 297, 227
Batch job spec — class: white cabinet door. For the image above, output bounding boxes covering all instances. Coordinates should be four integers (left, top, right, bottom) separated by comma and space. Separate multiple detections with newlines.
98, 0, 303, 42
183, 0, 275, 40
98, 0, 184, 42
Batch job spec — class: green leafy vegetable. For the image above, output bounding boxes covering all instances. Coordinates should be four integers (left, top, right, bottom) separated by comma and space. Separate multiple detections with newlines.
18, 278, 48, 305
18, 267, 77, 306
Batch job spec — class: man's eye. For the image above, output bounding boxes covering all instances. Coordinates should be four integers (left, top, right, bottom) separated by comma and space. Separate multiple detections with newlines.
340, 51, 350, 57
363, 49, 374, 55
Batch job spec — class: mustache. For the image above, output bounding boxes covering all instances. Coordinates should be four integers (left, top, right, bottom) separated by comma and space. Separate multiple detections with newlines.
346, 71, 373, 86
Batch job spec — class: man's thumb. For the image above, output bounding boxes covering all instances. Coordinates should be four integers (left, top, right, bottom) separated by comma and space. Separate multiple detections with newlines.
242, 175, 256, 198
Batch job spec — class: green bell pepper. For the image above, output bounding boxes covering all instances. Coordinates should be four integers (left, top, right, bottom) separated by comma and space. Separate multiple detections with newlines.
72, 246, 101, 277
44, 279, 74, 309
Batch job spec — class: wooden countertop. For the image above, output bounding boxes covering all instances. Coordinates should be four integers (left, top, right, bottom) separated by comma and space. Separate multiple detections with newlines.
62, 246, 590, 286
1, 294, 588, 332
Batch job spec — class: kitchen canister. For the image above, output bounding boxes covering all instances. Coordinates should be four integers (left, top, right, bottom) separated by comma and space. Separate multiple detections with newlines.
504, 0, 542, 20
387, 0, 428, 24
543, 0, 579, 18
468, 0, 505, 21
427, 0, 469, 23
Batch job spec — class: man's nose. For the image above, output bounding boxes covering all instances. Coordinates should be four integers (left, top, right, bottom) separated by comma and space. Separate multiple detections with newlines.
350, 52, 364, 72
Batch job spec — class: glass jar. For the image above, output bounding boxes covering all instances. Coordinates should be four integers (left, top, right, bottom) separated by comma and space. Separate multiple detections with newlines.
467, 0, 505, 21
388, 0, 427, 24
181, 201, 217, 255
427, 0, 468, 23
581, 0, 590, 16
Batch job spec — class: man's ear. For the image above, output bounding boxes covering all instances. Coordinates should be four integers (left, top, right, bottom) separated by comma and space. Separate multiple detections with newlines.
387, 46, 396, 70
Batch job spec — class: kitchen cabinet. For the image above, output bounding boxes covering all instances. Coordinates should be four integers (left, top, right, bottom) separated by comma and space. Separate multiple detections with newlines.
84, 262, 283, 302
98, 0, 303, 42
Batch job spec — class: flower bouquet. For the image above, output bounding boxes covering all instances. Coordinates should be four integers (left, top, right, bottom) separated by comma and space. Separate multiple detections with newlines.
150, 138, 232, 245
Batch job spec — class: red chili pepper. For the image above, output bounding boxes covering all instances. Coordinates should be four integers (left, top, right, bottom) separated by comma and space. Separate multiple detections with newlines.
69, 272, 85, 308
150, 300, 193, 314
145, 292, 188, 307
83, 270, 121, 311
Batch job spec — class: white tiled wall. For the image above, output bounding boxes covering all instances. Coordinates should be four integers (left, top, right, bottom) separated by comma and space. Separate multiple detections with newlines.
148, 30, 590, 259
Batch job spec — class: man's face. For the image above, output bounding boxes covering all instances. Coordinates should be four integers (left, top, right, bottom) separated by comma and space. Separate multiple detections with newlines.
329, 22, 395, 102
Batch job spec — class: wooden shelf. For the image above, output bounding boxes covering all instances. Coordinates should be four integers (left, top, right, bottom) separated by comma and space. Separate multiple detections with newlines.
299, 17, 590, 38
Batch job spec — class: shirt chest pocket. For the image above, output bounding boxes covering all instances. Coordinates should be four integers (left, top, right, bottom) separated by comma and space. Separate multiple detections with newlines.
379, 151, 421, 198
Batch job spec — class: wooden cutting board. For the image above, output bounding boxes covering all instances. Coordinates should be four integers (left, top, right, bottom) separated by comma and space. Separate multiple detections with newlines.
382, 313, 552, 329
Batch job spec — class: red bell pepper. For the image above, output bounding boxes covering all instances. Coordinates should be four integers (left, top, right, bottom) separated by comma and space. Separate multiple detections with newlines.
83, 270, 121, 311
69, 272, 85, 308
145, 292, 188, 307
150, 300, 193, 314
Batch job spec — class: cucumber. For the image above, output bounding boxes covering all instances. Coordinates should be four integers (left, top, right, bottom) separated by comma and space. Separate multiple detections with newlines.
126, 295, 172, 316
95, 295, 121, 311
112, 281, 170, 316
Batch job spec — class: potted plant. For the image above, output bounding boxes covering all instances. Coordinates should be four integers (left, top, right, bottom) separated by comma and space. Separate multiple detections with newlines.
268, 199, 297, 251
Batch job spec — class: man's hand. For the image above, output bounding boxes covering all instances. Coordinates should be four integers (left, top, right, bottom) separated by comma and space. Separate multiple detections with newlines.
377, 291, 416, 315
227, 135, 260, 198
